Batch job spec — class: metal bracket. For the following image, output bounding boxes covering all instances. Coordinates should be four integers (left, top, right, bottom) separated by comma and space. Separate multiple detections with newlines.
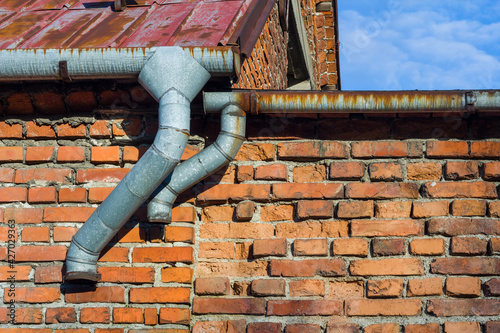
58, 61, 71, 81
114, 0, 127, 11
465, 91, 476, 114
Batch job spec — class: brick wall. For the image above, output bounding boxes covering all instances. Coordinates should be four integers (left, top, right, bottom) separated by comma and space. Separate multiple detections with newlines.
0, 86, 499, 332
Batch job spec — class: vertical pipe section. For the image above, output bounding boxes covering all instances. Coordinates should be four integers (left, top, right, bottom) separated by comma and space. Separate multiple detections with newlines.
148, 104, 246, 222
65, 47, 211, 281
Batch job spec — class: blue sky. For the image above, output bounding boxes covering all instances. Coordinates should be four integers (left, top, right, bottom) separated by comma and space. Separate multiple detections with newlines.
338, 0, 500, 90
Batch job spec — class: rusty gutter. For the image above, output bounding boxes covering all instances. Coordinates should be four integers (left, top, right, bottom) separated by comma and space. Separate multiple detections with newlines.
0, 46, 238, 81
204, 90, 500, 114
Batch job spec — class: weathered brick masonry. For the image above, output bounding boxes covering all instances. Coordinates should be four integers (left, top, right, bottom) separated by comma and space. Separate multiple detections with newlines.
0, 84, 499, 332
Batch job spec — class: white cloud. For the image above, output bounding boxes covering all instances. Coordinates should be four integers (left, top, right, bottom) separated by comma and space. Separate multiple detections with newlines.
338, 1, 500, 90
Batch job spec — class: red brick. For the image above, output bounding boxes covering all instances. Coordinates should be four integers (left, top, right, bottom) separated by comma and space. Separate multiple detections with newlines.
407, 162, 443, 180
484, 162, 500, 180
14, 245, 67, 261
130, 287, 189, 304
422, 181, 497, 198
22, 226, 50, 242
365, 324, 400, 333
412, 201, 449, 218
237, 165, 254, 182
201, 206, 233, 222
375, 201, 412, 218
66, 91, 98, 112
410, 238, 445, 255
366, 279, 403, 298
143, 307, 157, 325
270, 259, 346, 277
325, 324, 359, 333
199, 242, 234, 259
193, 298, 265, 315
293, 165, 326, 182
444, 322, 480, 333
43, 207, 94, 222
76, 168, 129, 183
4, 287, 60, 303
26, 146, 54, 163
34, 91, 66, 114
446, 277, 481, 297
45, 308, 76, 324
15, 168, 72, 183
0, 265, 31, 281
26, 122, 56, 139
0, 167, 15, 183
253, 238, 287, 257
276, 221, 348, 238
427, 141, 469, 158
0, 122, 23, 139
200, 222, 274, 240
88, 187, 114, 203
0, 187, 27, 202
352, 141, 408, 158
407, 278, 443, 296
35, 266, 63, 283
332, 238, 368, 257
470, 141, 500, 158
0, 147, 23, 162
66, 286, 124, 303
98, 267, 154, 283
289, 279, 325, 297
132, 247, 193, 263
277, 141, 347, 159
491, 238, 500, 254
293, 238, 329, 256
445, 161, 479, 180
346, 299, 421, 316
172, 206, 196, 223
235, 201, 255, 221
273, 183, 343, 200
450, 236, 487, 255
57, 146, 85, 163
267, 299, 341, 316
428, 217, 500, 236
247, 323, 281, 333
89, 120, 111, 138
195, 277, 230, 295
112, 117, 142, 136
235, 143, 275, 161
8, 308, 43, 324
0, 329, 50, 333
249, 279, 285, 297
6, 92, 34, 114
352, 219, 423, 237
57, 123, 86, 139
91, 146, 120, 164
486, 322, 500, 333
197, 184, 270, 203
254, 163, 287, 180
58, 187, 86, 203
329, 161, 365, 180
484, 279, 500, 296
28, 187, 57, 203
346, 183, 418, 199
297, 200, 333, 219
427, 299, 500, 316
260, 205, 293, 222
161, 267, 193, 284
337, 200, 373, 219
405, 324, 440, 333
369, 162, 403, 181
431, 258, 500, 275
159, 308, 190, 325
113, 308, 143, 324
80, 307, 110, 323
350, 258, 424, 276
451, 199, 487, 216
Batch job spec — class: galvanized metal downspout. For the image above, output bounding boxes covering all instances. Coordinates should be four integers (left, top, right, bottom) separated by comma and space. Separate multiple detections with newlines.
148, 104, 246, 222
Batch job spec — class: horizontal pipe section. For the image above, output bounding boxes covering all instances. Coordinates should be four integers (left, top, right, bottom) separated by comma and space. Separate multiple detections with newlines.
204, 90, 500, 114
0, 46, 236, 81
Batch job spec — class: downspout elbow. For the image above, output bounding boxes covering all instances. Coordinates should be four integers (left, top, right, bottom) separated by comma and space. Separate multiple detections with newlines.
148, 104, 246, 222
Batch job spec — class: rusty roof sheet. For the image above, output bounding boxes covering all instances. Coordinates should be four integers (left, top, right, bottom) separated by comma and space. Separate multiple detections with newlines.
0, 0, 273, 54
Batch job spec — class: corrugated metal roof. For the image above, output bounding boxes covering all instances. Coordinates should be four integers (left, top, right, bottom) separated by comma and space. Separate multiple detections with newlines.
0, 0, 275, 55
